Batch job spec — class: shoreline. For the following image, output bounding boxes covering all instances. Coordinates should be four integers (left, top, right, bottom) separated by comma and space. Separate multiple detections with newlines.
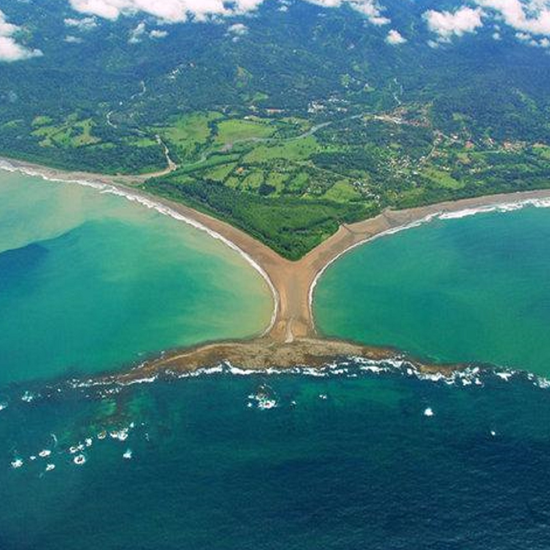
96, 336, 463, 385
307, 194, 550, 319
3, 155, 550, 372
0, 156, 281, 338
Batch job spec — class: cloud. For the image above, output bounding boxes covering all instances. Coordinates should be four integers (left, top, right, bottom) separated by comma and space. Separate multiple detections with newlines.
150, 29, 168, 39
515, 29, 550, 47
0, 10, 42, 62
424, 6, 484, 42
67, 0, 390, 26
64, 16, 98, 31
386, 29, 406, 45
226, 22, 249, 42
304, 0, 389, 25
68, 0, 264, 22
64, 35, 84, 43
228, 23, 248, 35
129, 21, 146, 43
475, 0, 550, 36
129, 22, 170, 43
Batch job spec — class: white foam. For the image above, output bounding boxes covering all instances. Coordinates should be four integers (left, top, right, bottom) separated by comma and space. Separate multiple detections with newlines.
73, 454, 86, 466
69, 444, 85, 454
21, 391, 36, 403
122, 375, 159, 386
536, 377, 550, 389
11, 458, 23, 469
424, 407, 434, 417
439, 206, 500, 219
248, 385, 279, 410
66, 350, 546, 395
257, 399, 277, 410
110, 428, 129, 441
439, 198, 550, 220
123, 449, 133, 460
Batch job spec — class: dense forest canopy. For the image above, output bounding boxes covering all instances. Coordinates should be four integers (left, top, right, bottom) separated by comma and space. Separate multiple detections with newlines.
2, 0, 550, 257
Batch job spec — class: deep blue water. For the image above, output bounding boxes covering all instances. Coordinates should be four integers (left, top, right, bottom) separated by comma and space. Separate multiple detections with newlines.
2, 366, 550, 549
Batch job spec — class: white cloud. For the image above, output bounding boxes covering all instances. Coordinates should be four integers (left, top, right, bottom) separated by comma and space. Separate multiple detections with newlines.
67, 0, 389, 26
0, 10, 42, 62
64, 16, 98, 30
129, 22, 170, 43
129, 23, 171, 43
228, 23, 248, 35
475, 0, 550, 36
129, 21, 146, 43
386, 29, 406, 45
424, 6, 484, 42
68, 0, 264, 22
150, 29, 168, 39
515, 29, 550, 47
65, 35, 84, 43
227, 22, 249, 42
306, 0, 389, 25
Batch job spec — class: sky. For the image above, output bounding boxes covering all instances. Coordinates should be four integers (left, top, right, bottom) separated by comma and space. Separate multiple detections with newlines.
3, 0, 550, 61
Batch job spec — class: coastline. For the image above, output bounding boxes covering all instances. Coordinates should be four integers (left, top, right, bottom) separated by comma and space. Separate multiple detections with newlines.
93, 336, 462, 385
3, 155, 550, 374
307, 193, 550, 320
0, 156, 281, 338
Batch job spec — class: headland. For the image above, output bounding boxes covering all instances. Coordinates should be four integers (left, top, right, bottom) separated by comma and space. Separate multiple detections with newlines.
3, 156, 550, 376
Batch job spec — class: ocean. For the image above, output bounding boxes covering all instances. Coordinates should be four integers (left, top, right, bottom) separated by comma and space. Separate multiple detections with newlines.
315, 205, 550, 376
0, 170, 272, 385
3, 365, 550, 549
2, 171, 550, 548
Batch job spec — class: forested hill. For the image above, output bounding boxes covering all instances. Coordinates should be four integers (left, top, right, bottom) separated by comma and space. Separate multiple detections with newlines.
2, 0, 550, 258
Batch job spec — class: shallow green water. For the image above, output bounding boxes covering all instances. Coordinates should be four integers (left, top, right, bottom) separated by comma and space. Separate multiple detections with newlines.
314, 207, 550, 375
0, 171, 272, 384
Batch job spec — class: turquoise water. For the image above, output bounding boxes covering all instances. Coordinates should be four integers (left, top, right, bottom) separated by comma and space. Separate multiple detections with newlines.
315, 207, 550, 376
3, 177, 550, 549
0, 171, 272, 384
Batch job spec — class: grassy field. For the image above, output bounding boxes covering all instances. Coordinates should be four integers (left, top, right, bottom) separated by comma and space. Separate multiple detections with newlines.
9, 103, 550, 260
213, 117, 276, 147
32, 116, 100, 148
143, 105, 550, 259
155, 112, 223, 162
